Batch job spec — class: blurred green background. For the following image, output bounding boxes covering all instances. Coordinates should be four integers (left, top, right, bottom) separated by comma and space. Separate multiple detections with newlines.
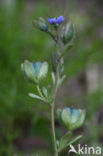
0, 0, 103, 155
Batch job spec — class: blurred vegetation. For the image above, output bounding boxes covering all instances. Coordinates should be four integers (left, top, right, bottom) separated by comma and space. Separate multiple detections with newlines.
0, 0, 103, 155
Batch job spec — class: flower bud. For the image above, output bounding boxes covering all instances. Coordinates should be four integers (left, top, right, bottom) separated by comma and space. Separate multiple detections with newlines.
32, 17, 48, 32
61, 21, 74, 44
21, 60, 48, 83
57, 107, 85, 130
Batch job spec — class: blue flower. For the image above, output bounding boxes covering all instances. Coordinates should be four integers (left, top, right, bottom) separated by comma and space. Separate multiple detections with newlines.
48, 16, 65, 25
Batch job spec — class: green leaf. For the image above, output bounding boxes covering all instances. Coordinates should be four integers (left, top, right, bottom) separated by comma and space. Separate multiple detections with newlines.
46, 85, 53, 101
42, 87, 48, 97
60, 44, 73, 58
56, 140, 60, 148
59, 135, 82, 156
67, 135, 82, 147
64, 44, 73, 53
58, 75, 66, 88
57, 109, 62, 124
59, 131, 72, 151
51, 72, 55, 85
28, 93, 46, 102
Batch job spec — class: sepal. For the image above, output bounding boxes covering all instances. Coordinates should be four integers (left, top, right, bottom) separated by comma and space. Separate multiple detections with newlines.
37, 62, 48, 81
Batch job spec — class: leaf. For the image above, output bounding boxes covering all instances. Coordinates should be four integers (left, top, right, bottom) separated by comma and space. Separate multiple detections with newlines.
67, 135, 82, 147
42, 87, 48, 97
46, 85, 53, 102
51, 72, 55, 85
59, 135, 82, 156
64, 44, 73, 52
57, 75, 66, 88
56, 140, 60, 148
59, 131, 72, 151
57, 109, 62, 124
28, 93, 45, 102
60, 44, 73, 58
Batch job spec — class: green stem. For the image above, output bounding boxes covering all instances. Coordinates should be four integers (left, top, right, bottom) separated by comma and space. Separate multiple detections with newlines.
50, 28, 62, 155
51, 101, 58, 156
51, 63, 60, 156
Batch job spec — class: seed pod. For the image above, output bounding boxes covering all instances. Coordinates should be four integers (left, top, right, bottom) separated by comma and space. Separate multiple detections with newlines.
21, 60, 48, 84
57, 107, 85, 130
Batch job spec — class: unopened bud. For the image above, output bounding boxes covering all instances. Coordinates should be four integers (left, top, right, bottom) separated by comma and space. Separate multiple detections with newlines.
32, 17, 48, 32
61, 21, 74, 44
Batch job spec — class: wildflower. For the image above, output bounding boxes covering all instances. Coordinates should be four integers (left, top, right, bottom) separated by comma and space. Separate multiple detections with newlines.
48, 16, 65, 25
